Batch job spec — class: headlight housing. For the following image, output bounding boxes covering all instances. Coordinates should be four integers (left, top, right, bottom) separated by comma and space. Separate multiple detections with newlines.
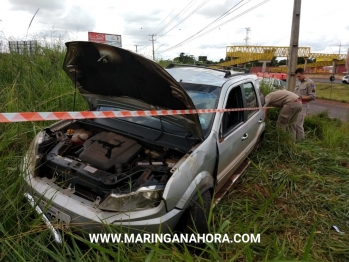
22, 132, 45, 177
98, 186, 163, 212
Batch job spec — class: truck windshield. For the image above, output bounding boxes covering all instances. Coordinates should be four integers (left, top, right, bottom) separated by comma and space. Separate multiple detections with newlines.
98, 83, 221, 138
181, 83, 221, 133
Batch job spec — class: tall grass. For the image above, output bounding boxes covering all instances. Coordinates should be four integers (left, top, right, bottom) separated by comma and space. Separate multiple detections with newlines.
0, 43, 349, 261
259, 80, 277, 97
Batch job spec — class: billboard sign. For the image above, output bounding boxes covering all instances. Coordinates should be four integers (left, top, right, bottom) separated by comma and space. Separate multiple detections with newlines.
198, 56, 207, 61
88, 32, 122, 47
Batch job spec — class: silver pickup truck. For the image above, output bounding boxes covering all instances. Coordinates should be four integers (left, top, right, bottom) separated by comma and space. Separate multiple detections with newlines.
22, 41, 265, 244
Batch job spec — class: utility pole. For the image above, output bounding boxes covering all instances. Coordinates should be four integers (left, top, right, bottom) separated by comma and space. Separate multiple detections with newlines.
134, 45, 139, 53
338, 42, 342, 55
346, 48, 349, 71
286, 0, 301, 92
149, 34, 156, 60
333, 43, 342, 74
244, 27, 251, 46
332, 43, 349, 73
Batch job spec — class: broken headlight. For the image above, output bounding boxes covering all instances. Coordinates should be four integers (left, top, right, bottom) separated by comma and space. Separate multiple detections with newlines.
98, 186, 163, 212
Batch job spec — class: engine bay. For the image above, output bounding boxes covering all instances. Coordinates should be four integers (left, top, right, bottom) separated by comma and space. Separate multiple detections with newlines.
37, 121, 184, 202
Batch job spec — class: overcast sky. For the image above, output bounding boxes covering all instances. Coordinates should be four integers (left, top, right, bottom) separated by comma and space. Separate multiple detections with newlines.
0, 0, 348, 61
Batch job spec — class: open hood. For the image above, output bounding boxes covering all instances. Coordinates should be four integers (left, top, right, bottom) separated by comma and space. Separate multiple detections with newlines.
63, 41, 203, 140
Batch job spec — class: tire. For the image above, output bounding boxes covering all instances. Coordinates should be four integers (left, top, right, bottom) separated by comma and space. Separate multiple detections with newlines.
179, 190, 212, 234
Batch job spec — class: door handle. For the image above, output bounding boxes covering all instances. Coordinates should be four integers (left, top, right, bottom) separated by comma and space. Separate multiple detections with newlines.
241, 133, 248, 140
258, 118, 263, 123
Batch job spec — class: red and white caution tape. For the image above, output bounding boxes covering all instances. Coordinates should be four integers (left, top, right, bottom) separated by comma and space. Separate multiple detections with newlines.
0, 107, 270, 123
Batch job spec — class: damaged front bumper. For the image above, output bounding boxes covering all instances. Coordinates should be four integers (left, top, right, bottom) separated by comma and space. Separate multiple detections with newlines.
22, 173, 185, 237
23, 192, 63, 245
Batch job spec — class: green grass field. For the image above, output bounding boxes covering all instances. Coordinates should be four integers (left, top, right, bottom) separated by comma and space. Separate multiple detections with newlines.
1, 47, 349, 261
315, 82, 349, 103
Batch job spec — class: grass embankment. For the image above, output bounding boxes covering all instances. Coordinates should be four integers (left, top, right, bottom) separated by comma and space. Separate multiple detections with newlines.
0, 47, 349, 261
315, 82, 349, 103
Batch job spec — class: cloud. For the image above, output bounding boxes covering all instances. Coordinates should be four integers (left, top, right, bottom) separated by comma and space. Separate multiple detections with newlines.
197, 42, 227, 49
3, 0, 348, 61
8, 0, 96, 33
123, 12, 161, 24
198, 0, 241, 18
9, 0, 65, 12
29, 6, 96, 34
52, 6, 96, 32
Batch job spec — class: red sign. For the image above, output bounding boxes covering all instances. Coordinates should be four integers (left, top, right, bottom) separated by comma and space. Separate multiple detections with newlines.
88, 32, 122, 47
88, 32, 106, 43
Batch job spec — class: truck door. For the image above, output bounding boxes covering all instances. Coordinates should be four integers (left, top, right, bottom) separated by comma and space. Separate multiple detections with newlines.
216, 84, 248, 191
242, 81, 264, 154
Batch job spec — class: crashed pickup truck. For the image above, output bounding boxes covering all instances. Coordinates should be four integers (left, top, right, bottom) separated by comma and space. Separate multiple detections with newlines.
22, 41, 265, 243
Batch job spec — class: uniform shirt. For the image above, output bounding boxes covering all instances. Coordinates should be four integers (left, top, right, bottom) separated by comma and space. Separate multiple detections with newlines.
265, 90, 299, 107
294, 77, 316, 101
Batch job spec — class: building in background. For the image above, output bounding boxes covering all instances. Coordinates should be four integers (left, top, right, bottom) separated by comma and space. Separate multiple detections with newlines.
8, 40, 38, 55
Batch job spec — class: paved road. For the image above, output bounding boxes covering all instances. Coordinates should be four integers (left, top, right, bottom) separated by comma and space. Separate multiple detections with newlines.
312, 78, 342, 84
307, 99, 349, 121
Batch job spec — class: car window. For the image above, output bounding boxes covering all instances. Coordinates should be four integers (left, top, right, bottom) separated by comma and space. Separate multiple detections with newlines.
221, 85, 244, 136
243, 82, 258, 118
180, 83, 221, 136
260, 78, 270, 85
280, 80, 286, 89
273, 80, 279, 88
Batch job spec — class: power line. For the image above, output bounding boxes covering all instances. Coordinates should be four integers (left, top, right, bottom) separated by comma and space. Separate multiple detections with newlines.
139, 0, 205, 57
138, 0, 233, 55
153, 7, 177, 32
205, 0, 249, 27
158, 0, 247, 53
155, 0, 196, 36
160, 0, 270, 53
137, 1, 196, 54
136, 7, 177, 50
157, 0, 210, 39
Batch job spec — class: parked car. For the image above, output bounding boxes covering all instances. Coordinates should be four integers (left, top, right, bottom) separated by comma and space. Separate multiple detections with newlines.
258, 77, 286, 90
342, 75, 349, 84
22, 41, 265, 243
256, 72, 287, 81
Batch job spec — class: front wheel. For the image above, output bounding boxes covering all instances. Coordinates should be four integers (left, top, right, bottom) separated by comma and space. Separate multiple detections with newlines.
178, 190, 212, 234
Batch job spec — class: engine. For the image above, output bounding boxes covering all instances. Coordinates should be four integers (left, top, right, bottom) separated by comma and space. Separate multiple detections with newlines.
79, 132, 142, 171
38, 124, 181, 201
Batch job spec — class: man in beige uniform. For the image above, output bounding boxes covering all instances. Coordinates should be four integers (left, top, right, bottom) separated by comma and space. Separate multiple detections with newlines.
294, 68, 316, 140
264, 90, 302, 139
